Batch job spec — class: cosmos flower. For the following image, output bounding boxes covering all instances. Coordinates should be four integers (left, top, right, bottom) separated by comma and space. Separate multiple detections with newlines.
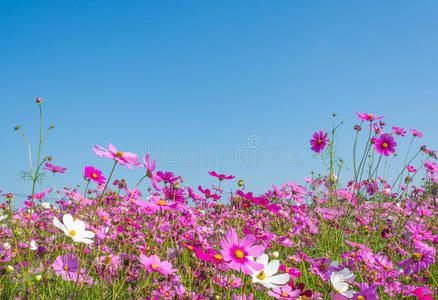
220, 228, 265, 275
374, 134, 397, 156
310, 131, 328, 153
43, 162, 67, 174
267, 285, 301, 299
392, 126, 406, 136
356, 112, 384, 122
84, 166, 106, 184
53, 214, 95, 244
409, 129, 423, 138
250, 254, 290, 289
142, 154, 162, 191
137, 254, 177, 276
92, 143, 141, 169
406, 165, 417, 173
208, 171, 235, 181
352, 282, 377, 300
330, 268, 356, 298
398, 241, 435, 275
52, 254, 80, 281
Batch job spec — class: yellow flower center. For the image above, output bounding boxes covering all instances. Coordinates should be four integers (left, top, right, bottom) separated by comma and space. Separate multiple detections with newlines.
151, 264, 159, 268
187, 245, 193, 250
102, 215, 107, 220
257, 270, 266, 280
317, 138, 322, 145
116, 151, 123, 158
384, 266, 390, 271
358, 296, 365, 300
64, 266, 68, 271
157, 200, 167, 206
165, 292, 170, 297
382, 142, 388, 149
91, 173, 98, 178
213, 254, 223, 260
412, 252, 423, 262
69, 230, 76, 237
234, 249, 244, 259
281, 292, 289, 297
320, 263, 328, 271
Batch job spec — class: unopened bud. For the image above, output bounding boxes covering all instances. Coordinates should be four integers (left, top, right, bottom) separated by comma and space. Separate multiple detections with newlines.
6, 265, 14, 273
238, 179, 244, 187
36, 97, 43, 104
14, 125, 20, 131
49, 124, 54, 129
272, 251, 279, 258
35, 275, 42, 281
47, 156, 53, 161
174, 182, 180, 189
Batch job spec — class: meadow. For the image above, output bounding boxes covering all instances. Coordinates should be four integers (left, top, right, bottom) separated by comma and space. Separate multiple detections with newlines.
1, 98, 436, 299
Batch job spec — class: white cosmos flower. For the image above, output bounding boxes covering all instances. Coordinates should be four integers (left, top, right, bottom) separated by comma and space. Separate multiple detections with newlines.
330, 268, 356, 298
53, 213, 95, 244
30, 240, 37, 250
251, 254, 290, 289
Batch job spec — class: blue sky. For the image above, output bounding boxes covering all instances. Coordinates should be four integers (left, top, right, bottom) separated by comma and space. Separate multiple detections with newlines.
1, 1, 437, 206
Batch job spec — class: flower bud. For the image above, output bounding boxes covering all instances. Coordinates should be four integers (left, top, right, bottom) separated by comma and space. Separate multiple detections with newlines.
35, 275, 42, 281
14, 125, 20, 131
272, 251, 279, 258
36, 97, 43, 104
6, 265, 13, 273
238, 179, 244, 187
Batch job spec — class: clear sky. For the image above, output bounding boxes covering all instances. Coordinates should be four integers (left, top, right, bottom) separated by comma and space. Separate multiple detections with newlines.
1, 1, 437, 206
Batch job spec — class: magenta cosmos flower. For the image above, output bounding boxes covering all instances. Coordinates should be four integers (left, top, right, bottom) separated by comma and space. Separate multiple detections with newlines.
142, 154, 162, 191
409, 129, 423, 138
43, 162, 67, 174
374, 134, 397, 156
52, 254, 80, 281
208, 171, 235, 181
220, 228, 265, 275
310, 131, 328, 153
92, 143, 140, 169
356, 112, 384, 122
138, 254, 177, 276
84, 166, 106, 184
392, 126, 406, 136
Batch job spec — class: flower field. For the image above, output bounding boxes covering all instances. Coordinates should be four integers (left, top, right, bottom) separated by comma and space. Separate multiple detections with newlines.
1, 99, 437, 299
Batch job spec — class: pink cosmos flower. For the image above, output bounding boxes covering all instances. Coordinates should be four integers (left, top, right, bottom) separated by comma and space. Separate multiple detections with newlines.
219, 228, 265, 275
392, 126, 406, 136
398, 241, 435, 275
142, 154, 162, 191
208, 171, 235, 181
92, 143, 141, 169
198, 186, 220, 201
409, 129, 423, 138
414, 287, 434, 300
84, 166, 106, 184
43, 162, 67, 174
310, 131, 328, 153
406, 165, 417, 173
52, 254, 80, 281
356, 112, 384, 122
137, 254, 177, 276
374, 134, 397, 156
27, 188, 52, 200
268, 285, 301, 299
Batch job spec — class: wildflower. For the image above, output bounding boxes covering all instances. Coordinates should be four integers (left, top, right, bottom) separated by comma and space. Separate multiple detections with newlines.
250, 254, 290, 288
142, 154, 162, 191
398, 241, 435, 275
409, 129, 423, 138
137, 254, 177, 276
220, 228, 265, 275
392, 126, 406, 136
53, 214, 95, 244
43, 162, 67, 174
374, 134, 397, 156
413, 287, 434, 300
352, 282, 377, 300
36, 97, 43, 103
92, 143, 141, 169
267, 285, 301, 299
310, 131, 328, 153
406, 165, 416, 172
52, 254, 79, 281
330, 268, 356, 298
27, 188, 52, 201
356, 112, 383, 122
208, 171, 235, 181
84, 166, 106, 184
